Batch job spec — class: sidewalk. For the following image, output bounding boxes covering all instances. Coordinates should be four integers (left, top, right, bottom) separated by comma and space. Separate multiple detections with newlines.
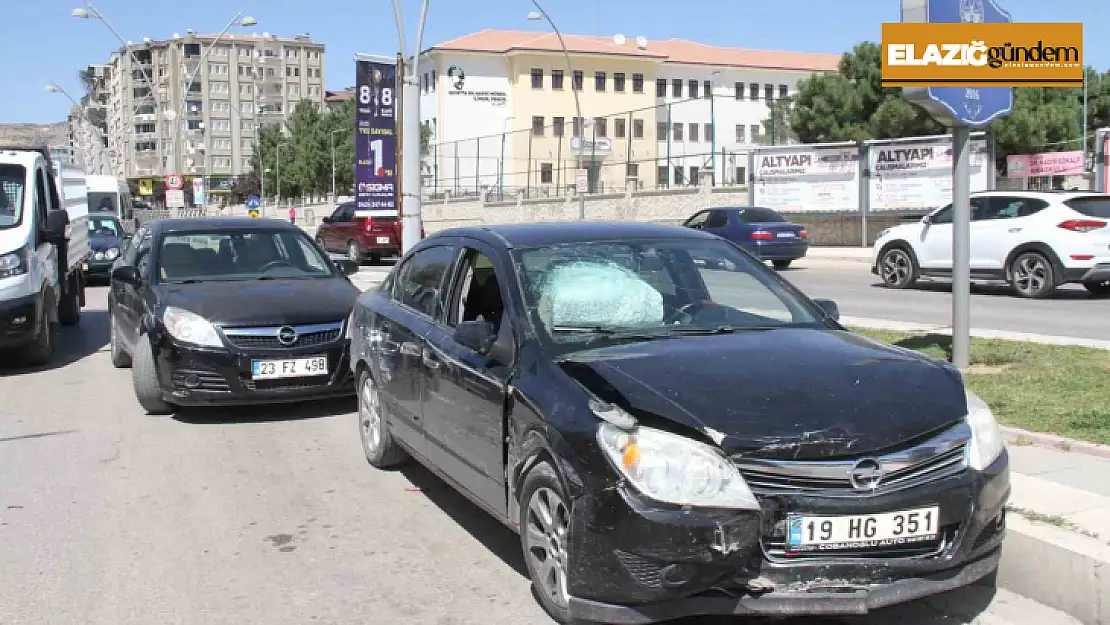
806, 246, 874, 262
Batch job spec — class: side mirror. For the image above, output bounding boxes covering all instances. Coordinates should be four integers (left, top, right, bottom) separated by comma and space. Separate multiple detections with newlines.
335, 259, 359, 276
921, 214, 932, 224
321, 216, 332, 224
41, 210, 69, 243
111, 265, 140, 285
813, 298, 840, 322
455, 320, 496, 355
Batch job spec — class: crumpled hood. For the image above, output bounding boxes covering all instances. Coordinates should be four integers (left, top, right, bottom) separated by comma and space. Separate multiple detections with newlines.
158, 278, 359, 327
560, 328, 967, 460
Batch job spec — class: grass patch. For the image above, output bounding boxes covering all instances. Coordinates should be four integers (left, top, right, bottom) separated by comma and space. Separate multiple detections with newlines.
851, 328, 1110, 445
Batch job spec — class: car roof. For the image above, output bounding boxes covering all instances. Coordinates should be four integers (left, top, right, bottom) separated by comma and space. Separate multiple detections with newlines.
970, 190, 1109, 200
429, 221, 716, 248
148, 217, 300, 234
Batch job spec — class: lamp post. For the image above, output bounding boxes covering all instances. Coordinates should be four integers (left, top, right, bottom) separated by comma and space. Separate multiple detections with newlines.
330, 128, 343, 203
46, 83, 108, 174
528, 3, 585, 219
389, 0, 430, 253
499, 116, 514, 201
709, 70, 720, 186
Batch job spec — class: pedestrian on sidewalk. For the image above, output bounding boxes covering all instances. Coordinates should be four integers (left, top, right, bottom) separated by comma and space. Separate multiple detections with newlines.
289, 206, 296, 225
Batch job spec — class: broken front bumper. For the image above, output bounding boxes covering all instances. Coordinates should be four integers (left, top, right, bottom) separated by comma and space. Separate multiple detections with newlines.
564, 450, 1009, 623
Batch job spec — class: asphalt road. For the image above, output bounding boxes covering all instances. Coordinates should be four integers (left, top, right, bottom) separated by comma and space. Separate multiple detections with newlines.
783, 259, 1110, 341
0, 286, 1082, 625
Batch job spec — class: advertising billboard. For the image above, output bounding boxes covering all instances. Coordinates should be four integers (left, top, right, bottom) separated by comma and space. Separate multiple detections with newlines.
752, 146, 860, 212
869, 138, 990, 210
355, 58, 398, 215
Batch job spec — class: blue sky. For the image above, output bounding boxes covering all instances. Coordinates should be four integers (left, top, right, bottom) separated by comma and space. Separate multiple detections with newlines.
0, 0, 1103, 124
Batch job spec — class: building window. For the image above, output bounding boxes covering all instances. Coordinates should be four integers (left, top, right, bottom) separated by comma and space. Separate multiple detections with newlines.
532, 116, 545, 137
626, 163, 639, 178
595, 117, 607, 138
551, 69, 564, 89
688, 80, 698, 99
655, 78, 667, 97
689, 166, 700, 183
632, 73, 644, 93
703, 80, 712, 99
657, 165, 669, 187
540, 163, 553, 184
573, 117, 583, 137
672, 79, 683, 98
633, 118, 644, 138
704, 123, 713, 142
531, 68, 543, 89
751, 124, 761, 142
656, 122, 667, 140
615, 117, 626, 138
674, 166, 685, 186
431, 70, 436, 90
572, 70, 583, 91
553, 117, 564, 137
674, 123, 683, 141
749, 83, 759, 101
689, 123, 699, 142
735, 166, 747, 185
779, 84, 789, 99
595, 72, 606, 91
735, 124, 746, 143
735, 82, 743, 100
611, 73, 625, 92
764, 84, 774, 102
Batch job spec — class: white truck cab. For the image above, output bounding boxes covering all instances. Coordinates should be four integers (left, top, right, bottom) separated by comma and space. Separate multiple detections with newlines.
0, 146, 90, 365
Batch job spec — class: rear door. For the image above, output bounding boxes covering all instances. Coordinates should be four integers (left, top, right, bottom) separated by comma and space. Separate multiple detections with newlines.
970, 196, 1045, 270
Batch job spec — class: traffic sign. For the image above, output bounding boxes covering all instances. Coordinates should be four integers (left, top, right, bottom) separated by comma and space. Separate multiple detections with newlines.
165, 174, 183, 190
248, 209, 261, 218
246, 195, 260, 209
166, 189, 186, 208
575, 168, 588, 193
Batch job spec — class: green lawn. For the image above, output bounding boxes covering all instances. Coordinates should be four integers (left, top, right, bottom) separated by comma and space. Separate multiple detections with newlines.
851, 329, 1110, 445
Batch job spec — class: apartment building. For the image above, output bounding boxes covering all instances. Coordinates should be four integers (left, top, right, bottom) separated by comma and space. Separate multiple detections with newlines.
69, 63, 112, 175
418, 30, 840, 194
92, 31, 325, 190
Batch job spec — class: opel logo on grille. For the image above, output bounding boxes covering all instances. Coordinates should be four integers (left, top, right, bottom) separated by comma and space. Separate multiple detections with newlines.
849, 458, 884, 491
276, 326, 299, 346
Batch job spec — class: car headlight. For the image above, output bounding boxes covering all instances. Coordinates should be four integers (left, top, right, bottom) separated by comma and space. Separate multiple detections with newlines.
162, 306, 224, 348
596, 421, 759, 509
104, 247, 120, 261
0, 246, 29, 279
965, 391, 1006, 470
345, 311, 355, 340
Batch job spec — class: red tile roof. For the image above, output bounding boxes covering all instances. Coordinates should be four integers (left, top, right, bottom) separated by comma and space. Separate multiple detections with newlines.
428, 29, 841, 72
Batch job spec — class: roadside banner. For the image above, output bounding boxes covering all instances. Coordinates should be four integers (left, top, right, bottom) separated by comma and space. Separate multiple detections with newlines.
870, 138, 990, 210
752, 146, 860, 212
1006, 150, 1086, 177
354, 57, 398, 214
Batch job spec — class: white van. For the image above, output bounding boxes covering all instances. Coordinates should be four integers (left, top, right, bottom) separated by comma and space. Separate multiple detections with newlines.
86, 174, 133, 221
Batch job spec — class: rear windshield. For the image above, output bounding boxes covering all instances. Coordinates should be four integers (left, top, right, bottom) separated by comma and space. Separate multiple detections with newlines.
1064, 197, 1110, 219
88, 191, 119, 214
738, 207, 786, 223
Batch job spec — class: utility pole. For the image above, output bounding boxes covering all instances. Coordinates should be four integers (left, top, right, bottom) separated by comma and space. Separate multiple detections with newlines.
390, 0, 430, 253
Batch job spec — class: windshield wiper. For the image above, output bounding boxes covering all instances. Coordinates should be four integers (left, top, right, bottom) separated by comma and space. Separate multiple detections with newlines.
169, 278, 206, 284
663, 325, 780, 335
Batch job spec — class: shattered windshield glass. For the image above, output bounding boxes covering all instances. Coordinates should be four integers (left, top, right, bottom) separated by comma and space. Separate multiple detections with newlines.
515, 237, 825, 354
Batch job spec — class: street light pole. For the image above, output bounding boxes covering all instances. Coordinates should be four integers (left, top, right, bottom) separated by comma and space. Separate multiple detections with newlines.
330, 128, 343, 203
528, 2, 585, 219
390, 0, 430, 254
710, 70, 720, 186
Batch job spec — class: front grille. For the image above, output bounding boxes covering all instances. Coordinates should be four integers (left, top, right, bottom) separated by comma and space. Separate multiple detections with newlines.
221, 321, 343, 350
734, 421, 971, 497
171, 367, 230, 392
244, 377, 333, 391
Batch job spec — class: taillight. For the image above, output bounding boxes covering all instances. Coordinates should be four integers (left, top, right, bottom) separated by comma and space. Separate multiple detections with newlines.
798, 229, 808, 239
1058, 219, 1107, 233
750, 230, 773, 240
363, 218, 374, 233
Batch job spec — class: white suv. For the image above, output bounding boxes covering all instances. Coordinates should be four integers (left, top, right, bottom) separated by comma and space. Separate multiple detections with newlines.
871, 191, 1110, 299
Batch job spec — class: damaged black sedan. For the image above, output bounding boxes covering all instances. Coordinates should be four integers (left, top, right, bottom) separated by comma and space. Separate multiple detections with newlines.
348, 222, 1009, 624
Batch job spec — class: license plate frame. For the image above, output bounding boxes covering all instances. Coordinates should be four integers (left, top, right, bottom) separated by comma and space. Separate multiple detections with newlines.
775, 232, 796, 238
786, 505, 940, 553
376, 236, 391, 244
251, 355, 329, 380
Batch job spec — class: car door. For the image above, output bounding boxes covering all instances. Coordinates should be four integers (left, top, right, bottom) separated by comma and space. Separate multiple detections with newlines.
112, 227, 152, 350
916, 203, 954, 269
321, 204, 351, 251
683, 210, 711, 231
702, 209, 731, 239
970, 196, 1048, 271
421, 242, 514, 515
372, 243, 459, 458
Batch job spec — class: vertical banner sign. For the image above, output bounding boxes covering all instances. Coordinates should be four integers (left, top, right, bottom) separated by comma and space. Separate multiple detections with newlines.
355, 59, 397, 213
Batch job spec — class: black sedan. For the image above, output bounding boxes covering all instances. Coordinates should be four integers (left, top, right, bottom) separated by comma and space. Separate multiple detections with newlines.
348, 222, 1010, 624
108, 218, 361, 415
86, 214, 128, 282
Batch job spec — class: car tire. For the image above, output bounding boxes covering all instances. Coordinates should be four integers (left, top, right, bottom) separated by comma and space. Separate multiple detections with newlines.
132, 335, 174, 415
347, 240, 362, 266
520, 460, 581, 625
19, 304, 55, 367
878, 246, 918, 289
58, 274, 81, 327
772, 260, 792, 270
109, 314, 132, 369
1083, 280, 1110, 297
358, 370, 408, 468
1009, 251, 1056, 299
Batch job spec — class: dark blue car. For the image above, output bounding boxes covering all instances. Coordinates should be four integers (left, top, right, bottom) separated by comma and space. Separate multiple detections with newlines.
683, 206, 809, 269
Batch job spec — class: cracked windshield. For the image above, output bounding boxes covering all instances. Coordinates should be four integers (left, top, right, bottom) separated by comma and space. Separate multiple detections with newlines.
0, 0, 1105, 624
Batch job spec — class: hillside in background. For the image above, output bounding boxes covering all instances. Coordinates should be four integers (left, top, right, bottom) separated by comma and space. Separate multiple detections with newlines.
0, 122, 68, 148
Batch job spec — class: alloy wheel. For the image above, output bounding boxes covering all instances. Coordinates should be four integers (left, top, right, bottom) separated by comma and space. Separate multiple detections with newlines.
881, 249, 911, 286
359, 375, 382, 456
524, 487, 571, 609
1013, 254, 1048, 296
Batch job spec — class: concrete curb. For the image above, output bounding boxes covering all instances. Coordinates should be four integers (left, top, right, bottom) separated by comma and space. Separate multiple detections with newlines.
842, 315, 1110, 350
1000, 514, 1110, 625
1003, 427, 1110, 460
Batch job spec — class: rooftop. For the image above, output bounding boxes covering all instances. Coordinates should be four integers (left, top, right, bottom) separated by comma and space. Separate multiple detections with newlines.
428, 29, 841, 72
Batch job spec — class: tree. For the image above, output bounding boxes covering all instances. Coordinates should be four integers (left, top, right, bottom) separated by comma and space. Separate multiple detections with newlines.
761, 96, 795, 145
250, 98, 358, 201
420, 121, 433, 156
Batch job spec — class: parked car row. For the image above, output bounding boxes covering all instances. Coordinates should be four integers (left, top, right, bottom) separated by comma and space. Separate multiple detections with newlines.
100, 213, 1008, 624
